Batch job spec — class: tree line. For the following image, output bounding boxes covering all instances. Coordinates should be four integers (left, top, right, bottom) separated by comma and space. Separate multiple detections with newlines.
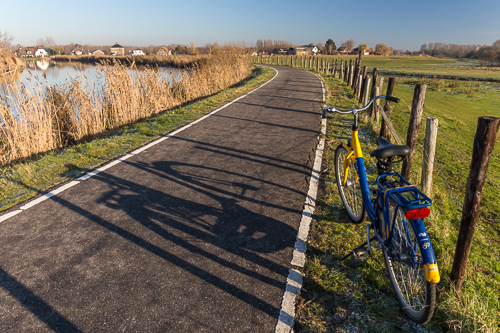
420, 41, 500, 62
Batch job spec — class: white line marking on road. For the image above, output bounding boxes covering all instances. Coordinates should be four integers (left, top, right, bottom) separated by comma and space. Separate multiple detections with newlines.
20, 181, 80, 210
162, 66, 279, 140
78, 154, 133, 180
276, 73, 327, 333
0, 67, 279, 223
0, 210, 22, 223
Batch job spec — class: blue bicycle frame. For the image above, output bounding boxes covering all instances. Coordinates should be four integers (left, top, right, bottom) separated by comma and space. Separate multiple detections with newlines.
349, 128, 440, 283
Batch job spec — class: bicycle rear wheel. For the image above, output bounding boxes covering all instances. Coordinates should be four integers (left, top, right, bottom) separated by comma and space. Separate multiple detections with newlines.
334, 145, 367, 223
381, 200, 436, 324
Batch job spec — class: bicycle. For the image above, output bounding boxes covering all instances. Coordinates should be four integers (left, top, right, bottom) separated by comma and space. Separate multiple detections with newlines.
322, 96, 440, 324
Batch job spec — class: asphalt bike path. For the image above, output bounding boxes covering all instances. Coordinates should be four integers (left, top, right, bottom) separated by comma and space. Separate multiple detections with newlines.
0, 66, 324, 332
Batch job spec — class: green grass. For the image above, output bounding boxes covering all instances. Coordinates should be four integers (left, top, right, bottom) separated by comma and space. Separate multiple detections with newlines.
348, 56, 500, 80
0, 65, 275, 211
294, 68, 500, 332
256, 55, 500, 80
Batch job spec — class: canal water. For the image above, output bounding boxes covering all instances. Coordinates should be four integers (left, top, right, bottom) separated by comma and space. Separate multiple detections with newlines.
0, 59, 181, 92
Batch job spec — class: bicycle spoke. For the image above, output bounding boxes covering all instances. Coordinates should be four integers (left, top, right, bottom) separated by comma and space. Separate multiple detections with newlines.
383, 200, 434, 322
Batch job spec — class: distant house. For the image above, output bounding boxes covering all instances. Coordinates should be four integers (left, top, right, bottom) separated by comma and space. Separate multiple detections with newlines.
110, 42, 125, 56
70, 44, 85, 55
337, 47, 349, 55
295, 48, 308, 56
18, 46, 37, 58
35, 48, 48, 57
157, 46, 171, 56
270, 48, 287, 55
288, 47, 307, 56
129, 49, 145, 56
304, 45, 319, 55
91, 49, 105, 56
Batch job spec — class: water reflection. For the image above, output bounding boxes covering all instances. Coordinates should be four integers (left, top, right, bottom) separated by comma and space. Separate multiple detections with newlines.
1, 60, 181, 91
36, 60, 49, 71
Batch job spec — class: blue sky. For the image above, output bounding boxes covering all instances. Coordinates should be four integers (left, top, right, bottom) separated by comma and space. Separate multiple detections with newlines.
2, 0, 500, 50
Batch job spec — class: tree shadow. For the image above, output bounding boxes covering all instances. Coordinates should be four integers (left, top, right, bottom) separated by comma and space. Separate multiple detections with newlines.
0, 266, 82, 332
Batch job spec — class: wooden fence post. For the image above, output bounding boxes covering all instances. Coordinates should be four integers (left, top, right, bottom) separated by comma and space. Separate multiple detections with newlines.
352, 58, 359, 90
356, 75, 363, 100
421, 117, 438, 196
450, 116, 500, 296
347, 60, 351, 83
380, 77, 396, 140
344, 60, 348, 82
401, 84, 427, 180
369, 68, 379, 117
379, 76, 384, 94
349, 65, 354, 87
360, 66, 368, 102
345, 61, 349, 82
363, 77, 371, 106
373, 86, 380, 122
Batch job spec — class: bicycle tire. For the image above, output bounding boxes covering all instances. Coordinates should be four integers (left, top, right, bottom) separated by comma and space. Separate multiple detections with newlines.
334, 145, 367, 223
380, 199, 436, 324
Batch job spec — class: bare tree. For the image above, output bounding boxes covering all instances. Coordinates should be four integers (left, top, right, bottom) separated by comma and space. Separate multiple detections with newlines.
190, 40, 196, 55
0, 30, 14, 51
493, 39, 500, 50
420, 44, 428, 54
44, 36, 56, 48
342, 39, 355, 50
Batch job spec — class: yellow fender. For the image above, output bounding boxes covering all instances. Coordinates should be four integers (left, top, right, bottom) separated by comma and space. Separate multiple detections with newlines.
424, 264, 440, 283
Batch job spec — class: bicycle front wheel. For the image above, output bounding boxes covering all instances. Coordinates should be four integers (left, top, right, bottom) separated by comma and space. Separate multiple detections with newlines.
334, 145, 367, 223
381, 200, 436, 324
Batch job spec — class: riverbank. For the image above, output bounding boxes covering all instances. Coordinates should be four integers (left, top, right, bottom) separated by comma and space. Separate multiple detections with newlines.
53, 54, 202, 68
0, 52, 251, 166
0, 64, 274, 211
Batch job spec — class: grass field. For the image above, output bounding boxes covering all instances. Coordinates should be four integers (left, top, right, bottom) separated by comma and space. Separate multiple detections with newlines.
294, 68, 500, 332
0, 65, 275, 211
256, 55, 500, 80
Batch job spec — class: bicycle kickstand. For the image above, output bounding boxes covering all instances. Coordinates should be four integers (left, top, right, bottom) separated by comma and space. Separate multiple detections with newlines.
339, 224, 378, 261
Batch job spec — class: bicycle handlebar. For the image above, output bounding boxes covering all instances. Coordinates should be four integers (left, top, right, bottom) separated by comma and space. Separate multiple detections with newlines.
385, 96, 400, 103
322, 95, 399, 118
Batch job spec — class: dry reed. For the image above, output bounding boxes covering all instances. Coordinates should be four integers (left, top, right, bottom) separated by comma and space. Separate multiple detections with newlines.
0, 52, 251, 165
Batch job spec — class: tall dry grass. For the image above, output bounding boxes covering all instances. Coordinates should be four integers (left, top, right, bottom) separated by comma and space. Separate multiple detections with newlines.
53, 54, 201, 68
0, 52, 251, 165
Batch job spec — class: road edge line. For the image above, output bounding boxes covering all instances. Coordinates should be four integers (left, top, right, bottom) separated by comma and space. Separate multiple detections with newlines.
276, 72, 326, 333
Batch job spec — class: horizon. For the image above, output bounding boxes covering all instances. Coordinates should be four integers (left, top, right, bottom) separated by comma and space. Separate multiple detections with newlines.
2, 0, 500, 51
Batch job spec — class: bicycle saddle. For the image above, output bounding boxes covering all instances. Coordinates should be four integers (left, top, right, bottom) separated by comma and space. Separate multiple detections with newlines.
370, 137, 410, 159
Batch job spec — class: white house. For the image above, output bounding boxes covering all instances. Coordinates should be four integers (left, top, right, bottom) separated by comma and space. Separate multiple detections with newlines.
302, 45, 319, 55
129, 49, 145, 56
35, 48, 48, 57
